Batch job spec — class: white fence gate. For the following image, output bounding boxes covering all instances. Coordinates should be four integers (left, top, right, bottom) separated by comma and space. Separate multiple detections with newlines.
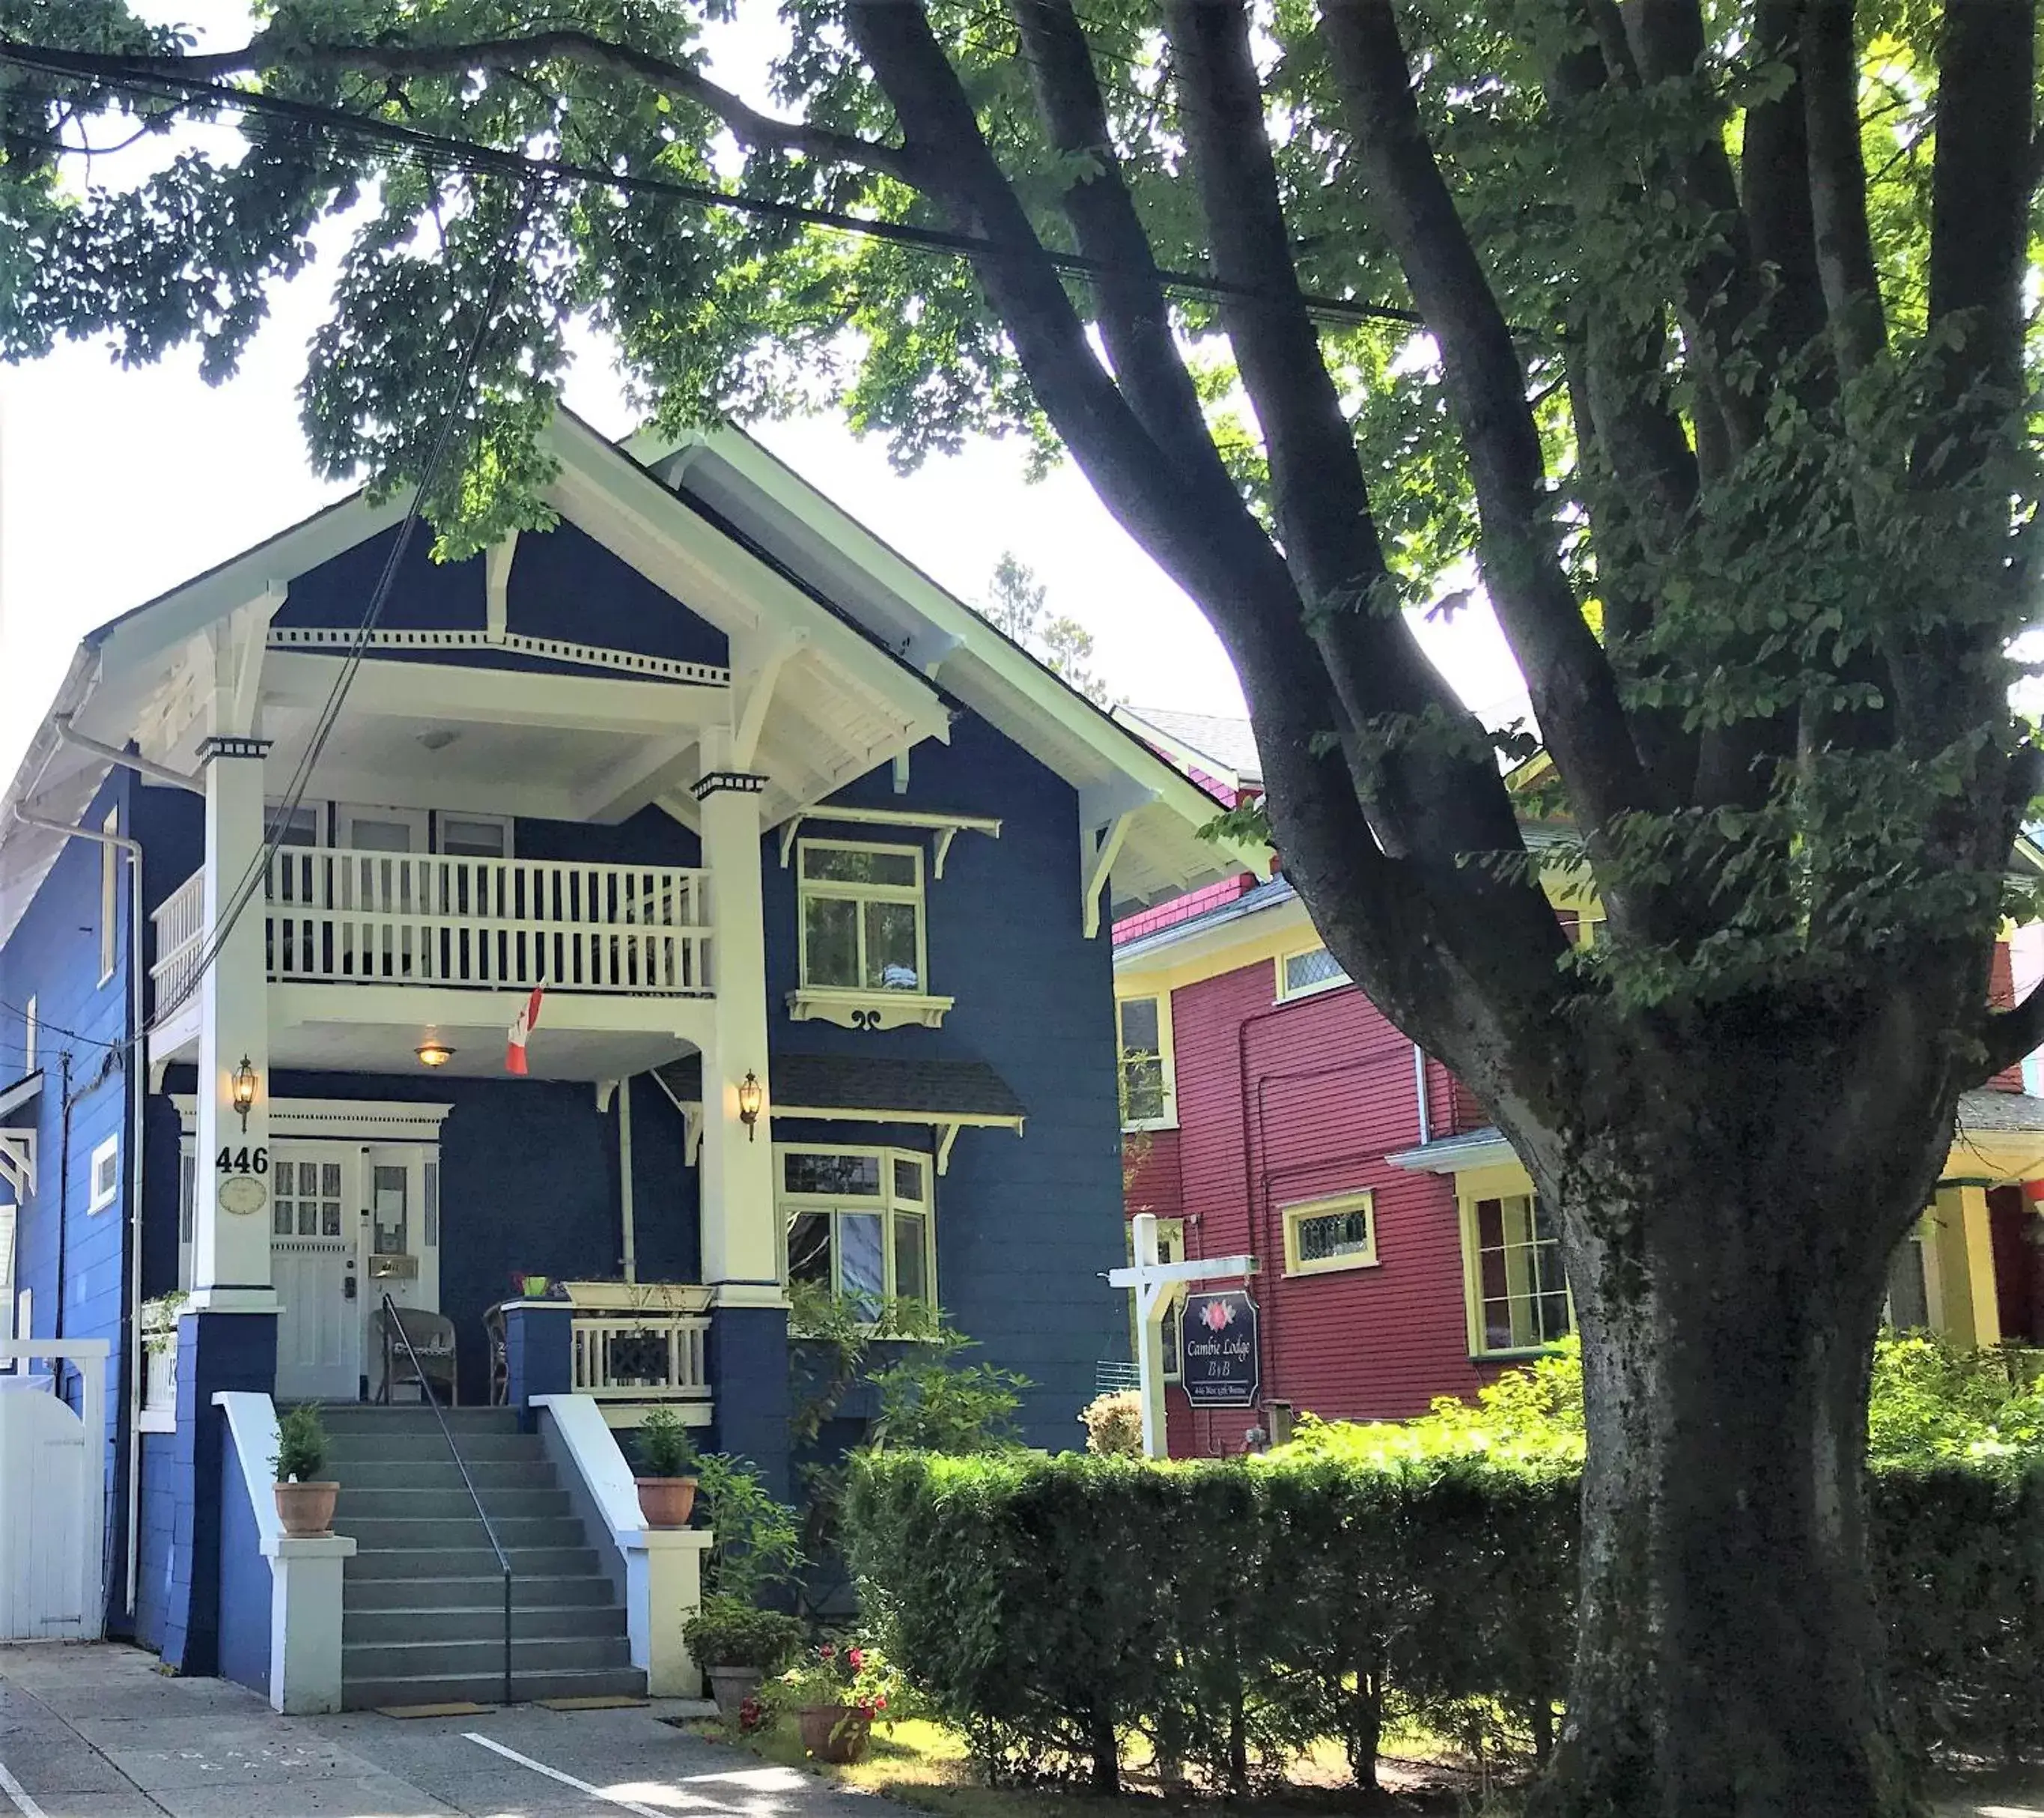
0, 1340, 107, 1641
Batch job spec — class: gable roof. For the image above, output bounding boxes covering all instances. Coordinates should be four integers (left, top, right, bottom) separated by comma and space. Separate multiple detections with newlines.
1, 411, 1261, 947
1115, 706, 1263, 792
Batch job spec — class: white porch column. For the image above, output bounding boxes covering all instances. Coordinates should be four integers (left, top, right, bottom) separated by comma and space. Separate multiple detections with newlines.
692, 745, 779, 1298
190, 599, 281, 1313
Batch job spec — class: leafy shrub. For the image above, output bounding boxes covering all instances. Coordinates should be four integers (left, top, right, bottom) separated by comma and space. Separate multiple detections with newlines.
636, 1405, 698, 1479
272, 1403, 328, 1482
683, 1594, 806, 1671
1077, 1390, 1143, 1456
845, 1340, 2044, 1785
694, 1453, 803, 1605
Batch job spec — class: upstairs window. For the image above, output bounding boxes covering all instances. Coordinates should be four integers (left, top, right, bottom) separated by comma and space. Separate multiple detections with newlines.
439, 815, 512, 860
1117, 995, 1175, 1128
779, 1144, 934, 1322
98, 807, 120, 985
1466, 1193, 1574, 1355
797, 841, 926, 994
88, 1134, 120, 1214
1277, 943, 1349, 1000
21, 997, 34, 1075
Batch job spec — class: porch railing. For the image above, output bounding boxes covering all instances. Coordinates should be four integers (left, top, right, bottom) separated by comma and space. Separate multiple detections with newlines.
152, 854, 714, 999
571, 1312, 712, 1404
150, 870, 206, 1010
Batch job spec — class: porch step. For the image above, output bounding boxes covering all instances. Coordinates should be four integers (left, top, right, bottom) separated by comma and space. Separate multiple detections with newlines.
341, 1667, 650, 1711
323, 1406, 643, 1711
344, 1574, 617, 1614
345, 1603, 624, 1646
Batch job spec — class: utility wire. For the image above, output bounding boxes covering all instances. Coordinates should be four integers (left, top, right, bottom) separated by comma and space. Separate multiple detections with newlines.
0, 40, 1424, 332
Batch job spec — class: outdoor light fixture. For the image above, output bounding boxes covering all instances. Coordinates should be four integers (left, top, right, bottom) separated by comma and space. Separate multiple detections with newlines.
737, 1070, 764, 1140
415, 1040, 454, 1069
230, 1056, 258, 1131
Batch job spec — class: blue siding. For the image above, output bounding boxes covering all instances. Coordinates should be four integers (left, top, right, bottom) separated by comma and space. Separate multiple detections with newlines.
134, 1429, 179, 1651
0, 766, 141, 1626
216, 1431, 270, 1697
276, 520, 729, 670
761, 714, 1125, 1446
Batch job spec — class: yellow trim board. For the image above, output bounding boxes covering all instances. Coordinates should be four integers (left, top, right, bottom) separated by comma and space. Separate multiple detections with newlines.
375, 1702, 493, 1719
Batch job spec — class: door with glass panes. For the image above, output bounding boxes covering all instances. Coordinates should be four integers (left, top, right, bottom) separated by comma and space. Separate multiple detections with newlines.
271, 1146, 361, 1401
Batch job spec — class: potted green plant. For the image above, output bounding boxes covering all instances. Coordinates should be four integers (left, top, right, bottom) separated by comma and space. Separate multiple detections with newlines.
770, 1641, 886, 1764
682, 1595, 805, 1721
635, 1405, 699, 1527
271, 1402, 338, 1537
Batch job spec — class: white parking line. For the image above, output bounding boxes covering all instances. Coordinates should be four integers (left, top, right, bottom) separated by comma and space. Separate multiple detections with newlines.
0, 1758, 49, 1818
463, 1732, 731, 1816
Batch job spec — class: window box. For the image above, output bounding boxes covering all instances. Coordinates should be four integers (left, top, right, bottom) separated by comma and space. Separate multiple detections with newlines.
1281, 1190, 1378, 1275
786, 986, 955, 1031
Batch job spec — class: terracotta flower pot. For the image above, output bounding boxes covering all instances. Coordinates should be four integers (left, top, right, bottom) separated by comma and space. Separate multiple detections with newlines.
707, 1665, 763, 1722
636, 1476, 698, 1528
798, 1704, 874, 1764
273, 1480, 339, 1538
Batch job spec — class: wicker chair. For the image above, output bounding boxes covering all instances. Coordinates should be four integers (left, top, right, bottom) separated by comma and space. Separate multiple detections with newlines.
374, 1305, 458, 1405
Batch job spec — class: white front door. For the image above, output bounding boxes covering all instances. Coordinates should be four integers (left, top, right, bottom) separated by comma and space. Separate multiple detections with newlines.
272, 1145, 362, 1402
361, 1146, 443, 1401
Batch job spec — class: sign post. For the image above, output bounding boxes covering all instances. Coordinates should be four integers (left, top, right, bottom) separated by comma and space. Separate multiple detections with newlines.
1107, 1214, 1259, 1459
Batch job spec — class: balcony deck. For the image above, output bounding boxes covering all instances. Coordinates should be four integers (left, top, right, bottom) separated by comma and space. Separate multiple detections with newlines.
149, 853, 716, 1077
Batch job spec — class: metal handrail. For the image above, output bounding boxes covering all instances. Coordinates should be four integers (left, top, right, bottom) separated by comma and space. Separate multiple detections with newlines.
380, 1292, 513, 1705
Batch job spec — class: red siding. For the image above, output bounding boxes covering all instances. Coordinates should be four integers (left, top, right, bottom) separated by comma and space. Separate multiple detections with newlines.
1113, 873, 1256, 945
1122, 1127, 1183, 1220
1128, 960, 1491, 1456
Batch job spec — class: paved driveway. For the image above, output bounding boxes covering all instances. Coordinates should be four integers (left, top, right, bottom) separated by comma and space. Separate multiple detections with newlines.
0, 1645, 870, 1818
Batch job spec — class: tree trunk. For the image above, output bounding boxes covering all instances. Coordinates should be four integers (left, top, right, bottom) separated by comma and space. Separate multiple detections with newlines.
1522, 1081, 1940, 1818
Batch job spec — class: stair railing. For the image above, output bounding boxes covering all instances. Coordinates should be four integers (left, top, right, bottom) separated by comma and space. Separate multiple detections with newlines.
380, 1292, 514, 1705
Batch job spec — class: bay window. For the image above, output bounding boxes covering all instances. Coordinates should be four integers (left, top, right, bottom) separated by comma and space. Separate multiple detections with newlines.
797, 841, 927, 993
779, 1143, 935, 1321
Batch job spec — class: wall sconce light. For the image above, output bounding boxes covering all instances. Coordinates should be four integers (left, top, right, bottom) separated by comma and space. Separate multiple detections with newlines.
737, 1070, 764, 1141
230, 1055, 258, 1132
415, 1040, 454, 1069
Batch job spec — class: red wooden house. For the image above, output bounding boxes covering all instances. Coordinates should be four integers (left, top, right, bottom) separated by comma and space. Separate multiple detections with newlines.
1113, 708, 2044, 1459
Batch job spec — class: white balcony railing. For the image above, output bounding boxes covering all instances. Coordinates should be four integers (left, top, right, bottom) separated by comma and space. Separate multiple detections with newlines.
571, 1312, 712, 1404
150, 870, 206, 1011
152, 853, 714, 1003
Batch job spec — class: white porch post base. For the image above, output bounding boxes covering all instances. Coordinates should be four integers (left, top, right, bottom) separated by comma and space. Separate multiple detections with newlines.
622, 1529, 714, 1697
532, 1394, 714, 1697
261, 1533, 356, 1714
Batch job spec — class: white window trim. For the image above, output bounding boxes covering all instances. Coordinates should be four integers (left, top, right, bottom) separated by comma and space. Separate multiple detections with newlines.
1117, 991, 1178, 1132
1274, 940, 1351, 1003
1281, 1189, 1379, 1276
435, 811, 515, 860
265, 798, 329, 848
98, 806, 120, 985
1459, 1188, 1576, 1359
791, 837, 953, 1030
88, 1134, 121, 1214
21, 997, 34, 1076
776, 1140, 937, 1322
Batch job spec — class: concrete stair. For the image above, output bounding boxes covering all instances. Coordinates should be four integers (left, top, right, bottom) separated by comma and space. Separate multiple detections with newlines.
323, 1405, 645, 1710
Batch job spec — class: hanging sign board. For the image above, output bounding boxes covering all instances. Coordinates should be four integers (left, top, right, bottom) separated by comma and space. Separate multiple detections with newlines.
1180, 1289, 1260, 1408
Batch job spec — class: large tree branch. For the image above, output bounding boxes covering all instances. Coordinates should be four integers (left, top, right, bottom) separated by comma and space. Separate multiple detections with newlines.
1161, 0, 1535, 876
1741, 0, 1828, 362
1001, 1, 1226, 490
1321, 1, 1664, 884
23, 30, 925, 185
1799, 0, 1885, 373
1926, 1, 2037, 410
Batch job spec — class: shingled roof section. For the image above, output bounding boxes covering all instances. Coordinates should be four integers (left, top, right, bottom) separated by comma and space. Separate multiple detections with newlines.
655, 1053, 1026, 1124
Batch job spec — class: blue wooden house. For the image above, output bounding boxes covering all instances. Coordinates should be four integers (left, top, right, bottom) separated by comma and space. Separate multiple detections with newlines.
0, 413, 1247, 1706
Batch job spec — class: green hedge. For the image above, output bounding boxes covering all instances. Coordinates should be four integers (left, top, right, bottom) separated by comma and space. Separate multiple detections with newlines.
844, 1449, 2044, 1790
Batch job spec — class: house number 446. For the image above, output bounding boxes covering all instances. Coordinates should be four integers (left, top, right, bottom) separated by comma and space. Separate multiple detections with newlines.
216, 1146, 269, 1175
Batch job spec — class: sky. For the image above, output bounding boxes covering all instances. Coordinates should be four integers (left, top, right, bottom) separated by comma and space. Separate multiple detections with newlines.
0, 4, 1529, 791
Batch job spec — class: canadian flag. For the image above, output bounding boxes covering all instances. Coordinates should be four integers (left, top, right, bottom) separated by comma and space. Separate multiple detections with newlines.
505, 985, 544, 1076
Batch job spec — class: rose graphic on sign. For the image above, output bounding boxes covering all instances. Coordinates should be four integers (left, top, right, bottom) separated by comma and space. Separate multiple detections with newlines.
1198, 1298, 1235, 1333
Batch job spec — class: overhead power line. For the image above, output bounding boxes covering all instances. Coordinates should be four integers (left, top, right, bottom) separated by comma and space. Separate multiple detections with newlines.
0, 39, 1424, 332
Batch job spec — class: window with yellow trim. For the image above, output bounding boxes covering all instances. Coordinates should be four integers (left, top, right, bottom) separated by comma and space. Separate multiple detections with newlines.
1282, 1190, 1378, 1275
797, 840, 927, 993
1466, 1192, 1574, 1354
778, 1143, 934, 1323
1276, 942, 1349, 1000
1117, 994, 1175, 1128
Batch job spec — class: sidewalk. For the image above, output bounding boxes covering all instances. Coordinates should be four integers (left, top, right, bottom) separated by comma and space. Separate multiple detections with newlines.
0, 1644, 868, 1818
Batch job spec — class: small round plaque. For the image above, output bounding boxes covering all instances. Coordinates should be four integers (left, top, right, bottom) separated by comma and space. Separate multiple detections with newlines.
219, 1174, 268, 1217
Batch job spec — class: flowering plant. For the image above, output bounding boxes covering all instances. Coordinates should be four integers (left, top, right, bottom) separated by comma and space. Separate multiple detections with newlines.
767, 1641, 890, 1717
